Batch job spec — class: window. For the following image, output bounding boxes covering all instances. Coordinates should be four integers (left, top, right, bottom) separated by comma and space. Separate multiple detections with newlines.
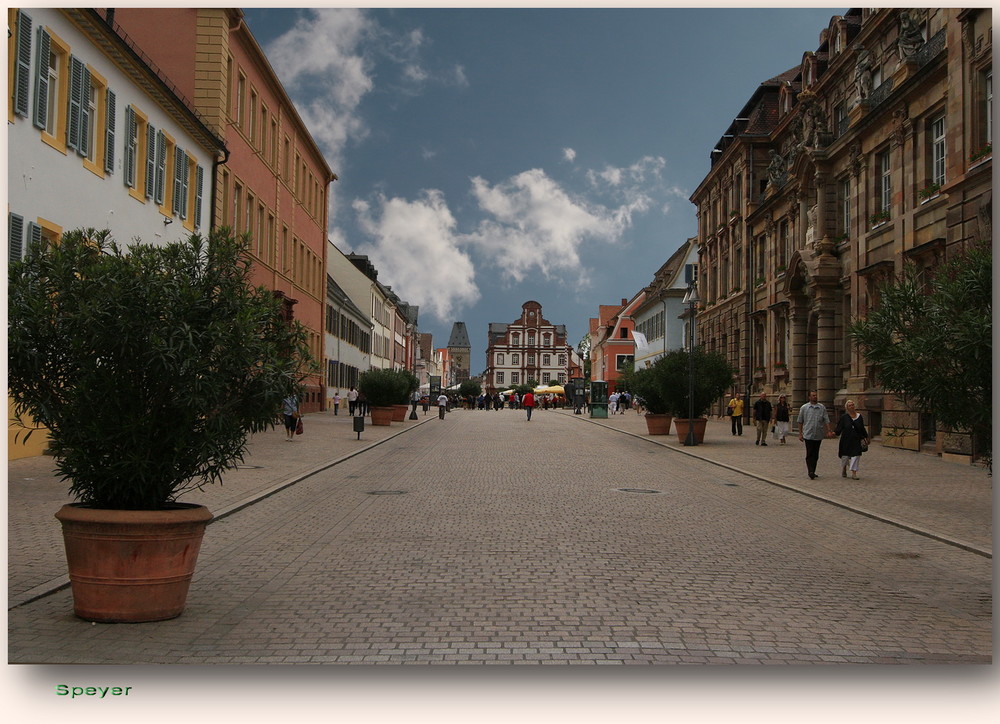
512, 353, 520, 365
235, 72, 245, 127
248, 88, 258, 144
34, 26, 70, 150
496, 353, 505, 366
233, 183, 243, 232
877, 149, 892, 214
511, 372, 520, 384
930, 115, 946, 187
496, 371, 505, 385
986, 70, 993, 144
543, 333, 551, 346
834, 102, 848, 138
619, 329, 628, 339
543, 354, 551, 366
558, 354, 566, 366
527, 332, 536, 346
779, 220, 789, 265
542, 372, 551, 384
172, 146, 189, 218
527, 354, 535, 366
616, 355, 634, 371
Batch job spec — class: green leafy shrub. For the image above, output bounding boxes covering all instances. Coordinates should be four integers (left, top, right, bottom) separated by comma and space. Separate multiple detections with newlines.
8, 228, 312, 510
358, 368, 410, 407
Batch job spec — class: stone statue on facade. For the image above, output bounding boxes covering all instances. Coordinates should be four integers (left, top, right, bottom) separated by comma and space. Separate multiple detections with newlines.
797, 91, 828, 149
805, 204, 818, 247
767, 149, 786, 187
898, 11, 925, 59
853, 45, 873, 103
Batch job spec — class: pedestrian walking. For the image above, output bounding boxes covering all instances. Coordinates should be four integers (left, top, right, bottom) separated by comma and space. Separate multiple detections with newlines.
356, 391, 367, 417
772, 394, 791, 444
728, 393, 744, 436
437, 392, 449, 420
522, 390, 536, 421
608, 391, 619, 415
835, 400, 870, 480
281, 394, 299, 441
752, 392, 772, 446
332, 391, 341, 416
797, 390, 834, 479
347, 386, 358, 416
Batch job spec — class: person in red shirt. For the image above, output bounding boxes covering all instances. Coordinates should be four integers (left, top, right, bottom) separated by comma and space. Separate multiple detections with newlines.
522, 391, 536, 421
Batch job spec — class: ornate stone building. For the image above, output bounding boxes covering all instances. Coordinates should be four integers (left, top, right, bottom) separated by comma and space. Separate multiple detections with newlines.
484, 302, 571, 392
691, 8, 991, 459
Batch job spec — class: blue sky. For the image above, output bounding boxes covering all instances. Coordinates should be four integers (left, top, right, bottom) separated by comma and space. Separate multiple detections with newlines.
243, 6, 842, 372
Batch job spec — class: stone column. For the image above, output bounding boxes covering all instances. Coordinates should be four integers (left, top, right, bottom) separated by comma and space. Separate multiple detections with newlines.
813, 290, 840, 410
789, 297, 810, 411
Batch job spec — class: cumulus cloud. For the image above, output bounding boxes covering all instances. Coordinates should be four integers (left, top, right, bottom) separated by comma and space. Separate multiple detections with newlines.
264, 9, 376, 170
563, 148, 577, 162
463, 169, 630, 287
352, 191, 480, 322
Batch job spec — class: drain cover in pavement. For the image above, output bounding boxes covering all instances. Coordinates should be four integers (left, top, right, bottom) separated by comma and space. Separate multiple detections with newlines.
366, 490, 407, 495
235, 465, 264, 469
618, 488, 662, 494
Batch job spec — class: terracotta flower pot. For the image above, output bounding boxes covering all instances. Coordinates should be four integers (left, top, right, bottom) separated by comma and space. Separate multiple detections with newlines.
54, 503, 212, 623
370, 406, 395, 426
673, 417, 708, 444
391, 404, 408, 422
644, 413, 672, 435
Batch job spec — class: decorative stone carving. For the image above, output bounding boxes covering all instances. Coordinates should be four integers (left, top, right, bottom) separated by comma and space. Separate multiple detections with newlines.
797, 91, 829, 149
767, 149, 786, 187
898, 11, 925, 59
853, 45, 873, 103
805, 204, 818, 247
891, 107, 912, 148
848, 143, 863, 177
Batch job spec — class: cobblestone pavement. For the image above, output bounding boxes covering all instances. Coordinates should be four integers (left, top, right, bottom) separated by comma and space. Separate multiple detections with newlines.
8, 406, 991, 665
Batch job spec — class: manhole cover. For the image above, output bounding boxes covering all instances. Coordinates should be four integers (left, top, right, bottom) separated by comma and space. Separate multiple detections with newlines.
888, 552, 921, 559
618, 488, 661, 494
723, 483, 740, 487
235, 465, 264, 470
366, 490, 407, 495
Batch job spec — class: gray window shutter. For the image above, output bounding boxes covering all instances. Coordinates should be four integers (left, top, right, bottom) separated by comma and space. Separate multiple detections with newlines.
154, 130, 166, 205
179, 151, 189, 219
14, 11, 32, 118
32, 27, 51, 130
79, 66, 92, 158
67, 55, 84, 151
194, 165, 204, 229
104, 89, 116, 174
145, 124, 156, 199
123, 105, 136, 187
172, 147, 185, 216
9, 213, 24, 263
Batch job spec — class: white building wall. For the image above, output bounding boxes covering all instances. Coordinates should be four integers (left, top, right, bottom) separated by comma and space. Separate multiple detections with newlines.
8, 9, 216, 251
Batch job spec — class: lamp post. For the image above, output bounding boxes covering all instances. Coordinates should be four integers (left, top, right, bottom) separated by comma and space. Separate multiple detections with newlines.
682, 282, 700, 446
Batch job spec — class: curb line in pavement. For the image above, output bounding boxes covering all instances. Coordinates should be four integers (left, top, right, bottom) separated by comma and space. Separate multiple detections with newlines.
574, 413, 992, 559
7, 416, 436, 612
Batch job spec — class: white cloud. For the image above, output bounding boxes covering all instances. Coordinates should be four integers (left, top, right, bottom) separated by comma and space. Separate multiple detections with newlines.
463, 169, 629, 287
563, 148, 577, 162
263, 8, 376, 174
352, 191, 480, 322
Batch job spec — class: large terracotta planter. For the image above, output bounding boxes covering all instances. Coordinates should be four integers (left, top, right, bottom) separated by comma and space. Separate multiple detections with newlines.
673, 417, 708, 444
643, 413, 672, 435
391, 404, 408, 422
54, 503, 212, 623
370, 406, 395, 426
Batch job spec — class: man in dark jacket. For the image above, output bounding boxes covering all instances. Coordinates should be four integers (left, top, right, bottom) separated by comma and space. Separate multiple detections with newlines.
752, 392, 773, 446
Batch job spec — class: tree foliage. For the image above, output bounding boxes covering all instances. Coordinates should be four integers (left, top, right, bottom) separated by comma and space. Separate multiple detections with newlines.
849, 242, 992, 465
8, 228, 312, 509
359, 368, 412, 407
459, 379, 482, 399
631, 348, 735, 418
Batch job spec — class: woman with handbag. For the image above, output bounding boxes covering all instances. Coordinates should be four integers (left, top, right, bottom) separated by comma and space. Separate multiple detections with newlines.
834, 400, 870, 479
282, 395, 300, 441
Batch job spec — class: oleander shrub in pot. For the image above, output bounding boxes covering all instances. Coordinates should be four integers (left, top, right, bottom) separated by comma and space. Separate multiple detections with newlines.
8, 228, 312, 621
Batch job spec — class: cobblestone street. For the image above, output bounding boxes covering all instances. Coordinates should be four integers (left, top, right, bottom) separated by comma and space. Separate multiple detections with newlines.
9, 408, 991, 666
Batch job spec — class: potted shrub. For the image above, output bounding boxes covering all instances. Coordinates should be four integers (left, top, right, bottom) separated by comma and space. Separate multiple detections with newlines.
8, 229, 311, 622
359, 368, 409, 425
627, 365, 672, 435
391, 369, 420, 421
656, 348, 737, 444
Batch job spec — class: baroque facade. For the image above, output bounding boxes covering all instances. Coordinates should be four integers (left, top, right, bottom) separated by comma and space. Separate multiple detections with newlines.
691, 8, 991, 458
484, 302, 571, 392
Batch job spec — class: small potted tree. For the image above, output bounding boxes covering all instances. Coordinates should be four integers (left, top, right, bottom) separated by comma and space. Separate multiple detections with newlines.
359, 368, 409, 425
625, 365, 672, 435
8, 229, 311, 622
658, 348, 736, 444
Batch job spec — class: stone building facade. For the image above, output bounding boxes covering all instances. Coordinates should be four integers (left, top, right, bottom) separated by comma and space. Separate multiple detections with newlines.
484, 302, 571, 392
691, 8, 991, 459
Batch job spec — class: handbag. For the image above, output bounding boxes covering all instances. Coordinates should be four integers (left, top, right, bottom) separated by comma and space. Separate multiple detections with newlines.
860, 438, 868, 451
295, 417, 304, 435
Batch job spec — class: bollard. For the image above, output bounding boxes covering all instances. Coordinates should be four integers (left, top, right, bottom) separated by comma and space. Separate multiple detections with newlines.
352, 415, 364, 440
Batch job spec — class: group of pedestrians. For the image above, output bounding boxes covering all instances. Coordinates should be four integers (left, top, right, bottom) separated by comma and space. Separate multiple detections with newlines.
731, 391, 871, 481
608, 391, 633, 414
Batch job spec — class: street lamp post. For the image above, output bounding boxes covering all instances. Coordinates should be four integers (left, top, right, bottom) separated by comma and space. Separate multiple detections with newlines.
682, 282, 700, 446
